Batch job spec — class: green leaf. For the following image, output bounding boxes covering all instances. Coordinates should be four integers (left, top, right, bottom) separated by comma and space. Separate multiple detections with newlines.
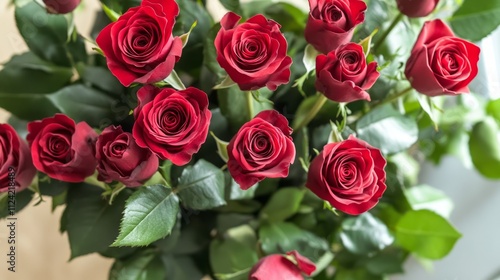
161, 255, 204, 280
213, 75, 237, 90
364, 250, 405, 275
0, 52, 73, 94
265, 2, 307, 35
395, 209, 461, 259
210, 225, 258, 280
405, 185, 454, 218
225, 172, 257, 201
15, 2, 73, 66
259, 222, 332, 265
468, 117, 500, 179
220, 0, 242, 14
416, 93, 441, 130
202, 23, 225, 80
0, 189, 33, 219
303, 44, 318, 73
260, 188, 305, 222
210, 132, 229, 162
450, 0, 500, 42
38, 175, 68, 197
109, 249, 165, 280
176, 159, 226, 210
101, 3, 121, 22
356, 105, 418, 154
358, 29, 378, 57
163, 70, 186, 90
112, 185, 179, 247
154, 220, 181, 253
486, 98, 500, 124
292, 94, 339, 129
79, 65, 124, 95
63, 183, 128, 259
51, 190, 67, 212
180, 21, 198, 48
339, 213, 394, 255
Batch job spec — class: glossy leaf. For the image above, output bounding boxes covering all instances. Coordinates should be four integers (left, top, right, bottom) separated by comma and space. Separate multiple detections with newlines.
468, 117, 500, 179
405, 185, 454, 218
109, 250, 165, 280
260, 187, 305, 222
112, 185, 179, 247
340, 213, 394, 255
450, 0, 500, 41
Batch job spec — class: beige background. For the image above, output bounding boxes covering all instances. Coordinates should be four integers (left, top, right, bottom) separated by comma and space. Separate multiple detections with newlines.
0, 1, 229, 279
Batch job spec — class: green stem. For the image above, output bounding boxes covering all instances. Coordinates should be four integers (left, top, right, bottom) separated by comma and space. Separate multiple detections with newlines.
245, 91, 255, 120
371, 86, 413, 110
293, 94, 328, 132
373, 13, 404, 53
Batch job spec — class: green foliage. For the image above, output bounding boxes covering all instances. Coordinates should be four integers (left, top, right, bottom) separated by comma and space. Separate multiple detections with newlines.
260, 187, 305, 222
450, 0, 500, 41
340, 213, 394, 255
468, 117, 500, 179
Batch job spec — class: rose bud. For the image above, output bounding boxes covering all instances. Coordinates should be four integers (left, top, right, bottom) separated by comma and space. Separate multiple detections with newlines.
0, 124, 37, 193
27, 114, 98, 183
315, 42, 379, 103
305, 0, 367, 54
249, 251, 316, 280
43, 0, 81, 14
96, 125, 158, 187
215, 12, 292, 91
96, 0, 182, 87
405, 19, 480, 97
132, 86, 211, 166
227, 110, 295, 190
397, 0, 439, 18
306, 135, 387, 215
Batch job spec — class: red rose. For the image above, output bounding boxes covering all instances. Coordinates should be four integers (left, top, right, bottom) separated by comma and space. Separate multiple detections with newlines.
133, 86, 211, 166
43, 0, 81, 14
96, 125, 158, 187
397, 0, 439, 18
227, 110, 295, 190
405, 19, 480, 97
215, 12, 292, 91
305, 0, 367, 54
315, 43, 379, 102
306, 135, 387, 215
0, 124, 36, 193
96, 0, 182, 87
249, 251, 316, 280
27, 114, 98, 182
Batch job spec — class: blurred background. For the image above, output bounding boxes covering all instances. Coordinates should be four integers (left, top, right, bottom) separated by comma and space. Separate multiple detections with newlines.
0, 0, 499, 279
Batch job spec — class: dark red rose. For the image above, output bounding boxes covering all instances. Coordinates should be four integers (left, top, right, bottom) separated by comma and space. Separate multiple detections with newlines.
315, 43, 379, 102
96, 125, 158, 187
306, 135, 387, 215
0, 124, 36, 193
227, 110, 295, 190
96, 0, 182, 87
215, 12, 292, 91
249, 251, 316, 280
27, 114, 98, 182
305, 0, 367, 54
132, 86, 211, 166
43, 0, 81, 14
397, 0, 439, 18
405, 20, 480, 97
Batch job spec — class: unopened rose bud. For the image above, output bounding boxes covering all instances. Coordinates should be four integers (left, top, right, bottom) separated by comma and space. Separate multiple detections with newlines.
396, 0, 439, 18
43, 0, 81, 14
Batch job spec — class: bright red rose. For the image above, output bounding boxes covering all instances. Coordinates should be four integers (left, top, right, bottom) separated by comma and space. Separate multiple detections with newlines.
0, 124, 36, 193
27, 114, 98, 183
397, 0, 439, 18
405, 19, 480, 97
43, 0, 81, 14
215, 12, 292, 91
249, 251, 316, 280
305, 0, 367, 54
315, 43, 379, 102
132, 86, 211, 166
96, 125, 158, 187
306, 135, 387, 215
227, 110, 295, 190
96, 0, 182, 87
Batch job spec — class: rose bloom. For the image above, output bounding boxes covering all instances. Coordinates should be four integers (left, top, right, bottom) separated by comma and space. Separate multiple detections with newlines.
133, 86, 211, 166
315, 43, 379, 102
405, 19, 480, 97
96, 0, 182, 87
43, 0, 81, 14
305, 0, 367, 54
306, 135, 387, 215
96, 125, 158, 187
27, 114, 98, 183
397, 0, 439, 18
215, 12, 292, 91
227, 110, 295, 190
0, 124, 36, 193
249, 251, 316, 280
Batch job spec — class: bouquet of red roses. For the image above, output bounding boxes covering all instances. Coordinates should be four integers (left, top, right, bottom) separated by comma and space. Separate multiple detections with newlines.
1, 0, 499, 278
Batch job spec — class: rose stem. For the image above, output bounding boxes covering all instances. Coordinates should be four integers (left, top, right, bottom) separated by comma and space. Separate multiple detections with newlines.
371, 85, 413, 110
292, 94, 328, 132
372, 13, 404, 53
245, 91, 255, 120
